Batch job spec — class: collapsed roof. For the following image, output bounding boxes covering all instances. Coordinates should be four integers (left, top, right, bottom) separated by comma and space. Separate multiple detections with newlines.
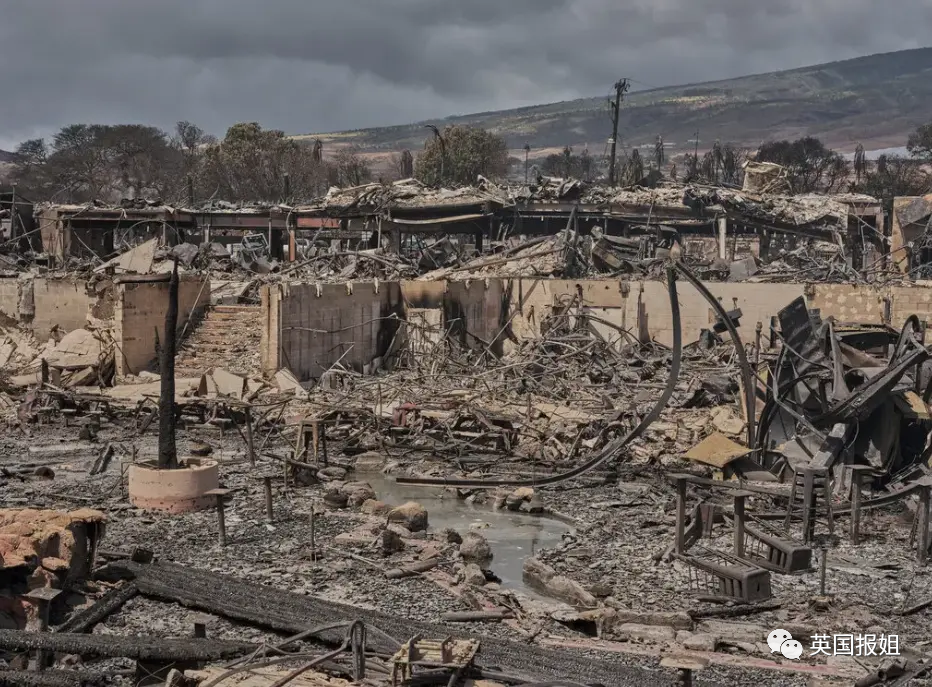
298, 177, 877, 230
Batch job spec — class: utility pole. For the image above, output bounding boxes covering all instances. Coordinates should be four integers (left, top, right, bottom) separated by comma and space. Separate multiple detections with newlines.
524, 143, 531, 184
9, 183, 16, 241
607, 78, 630, 186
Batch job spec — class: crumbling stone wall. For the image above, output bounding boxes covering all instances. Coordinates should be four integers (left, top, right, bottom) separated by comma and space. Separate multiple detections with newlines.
0, 508, 105, 630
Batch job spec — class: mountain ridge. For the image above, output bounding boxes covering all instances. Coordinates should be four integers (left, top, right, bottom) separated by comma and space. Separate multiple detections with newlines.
305, 47, 932, 157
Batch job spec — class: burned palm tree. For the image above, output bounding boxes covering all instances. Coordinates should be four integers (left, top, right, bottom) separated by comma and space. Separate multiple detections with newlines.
854, 143, 867, 186
158, 261, 180, 470
625, 149, 644, 186
722, 145, 742, 185
400, 150, 414, 178
701, 150, 716, 182
684, 153, 699, 182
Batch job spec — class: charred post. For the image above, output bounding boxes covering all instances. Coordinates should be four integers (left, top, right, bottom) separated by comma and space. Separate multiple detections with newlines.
157, 261, 180, 470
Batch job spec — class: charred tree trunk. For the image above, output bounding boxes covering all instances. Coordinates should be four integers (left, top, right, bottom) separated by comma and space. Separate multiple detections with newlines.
158, 261, 180, 470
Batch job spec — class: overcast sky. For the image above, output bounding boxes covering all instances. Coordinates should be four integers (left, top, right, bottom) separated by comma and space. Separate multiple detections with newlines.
1, 0, 930, 150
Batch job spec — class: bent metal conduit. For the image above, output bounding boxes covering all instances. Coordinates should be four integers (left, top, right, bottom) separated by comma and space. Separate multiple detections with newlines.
394, 265, 682, 489
673, 259, 756, 449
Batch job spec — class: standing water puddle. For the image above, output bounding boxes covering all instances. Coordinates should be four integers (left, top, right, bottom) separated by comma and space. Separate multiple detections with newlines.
359, 472, 570, 596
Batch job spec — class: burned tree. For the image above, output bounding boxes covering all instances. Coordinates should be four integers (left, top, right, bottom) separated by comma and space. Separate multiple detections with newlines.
158, 261, 180, 469
400, 149, 414, 178
756, 137, 849, 193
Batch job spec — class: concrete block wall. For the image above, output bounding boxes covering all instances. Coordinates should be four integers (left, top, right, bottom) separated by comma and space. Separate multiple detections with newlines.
263, 277, 932, 381
509, 279, 634, 343
508, 279, 806, 347
265, 281, 403, 381
890, 284, 932, 329
634, 281, 806, 346
0, 276, 94, 339
0, 278, 20, 325
808, 284, 886, 325
811, 283, 932, 330
31, 279, 95, 339
402, 279, 506, 353
114, 277, 210, 376
440, 279, 505, 353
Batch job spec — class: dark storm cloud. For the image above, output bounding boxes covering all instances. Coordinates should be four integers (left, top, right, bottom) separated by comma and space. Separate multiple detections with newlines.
1, 0, 930, 148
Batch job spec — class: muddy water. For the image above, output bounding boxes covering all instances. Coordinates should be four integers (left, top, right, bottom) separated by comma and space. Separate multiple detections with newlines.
359, 471, 570, 595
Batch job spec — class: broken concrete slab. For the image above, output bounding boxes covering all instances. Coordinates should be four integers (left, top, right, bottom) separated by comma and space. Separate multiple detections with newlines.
615, 623, 676, 644
94, 238, 158, 275
45, 329, 107, 370
197, 368, 247, 399
274, 368, 303, 395
685, 432, 749, 468
729, 256, 759, 282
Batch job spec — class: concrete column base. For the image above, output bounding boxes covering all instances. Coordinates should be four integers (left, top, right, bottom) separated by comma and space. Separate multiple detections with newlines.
128, 459, 220, 513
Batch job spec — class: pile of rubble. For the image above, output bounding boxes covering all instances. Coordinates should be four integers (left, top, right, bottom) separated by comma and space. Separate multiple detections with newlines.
420, 228, 673, 280
0, 508, 105, 630
2, 297, 932, 687
1, 326, 115, 391
9, 192, 932, 685
309, 178, 509, 214
283, 247, 422, 282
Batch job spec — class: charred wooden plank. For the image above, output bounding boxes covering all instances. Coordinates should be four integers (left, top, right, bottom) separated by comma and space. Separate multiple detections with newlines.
0, 670, 98, 687
54, 583, 138, 634
98, 560, 650, 687
0, 630, 255, 662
